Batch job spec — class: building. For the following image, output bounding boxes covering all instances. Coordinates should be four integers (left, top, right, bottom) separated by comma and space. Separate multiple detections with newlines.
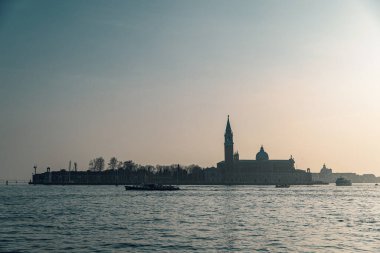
216, 116, 312, 184
312, 164, 380, 183
31, 116, 318, 185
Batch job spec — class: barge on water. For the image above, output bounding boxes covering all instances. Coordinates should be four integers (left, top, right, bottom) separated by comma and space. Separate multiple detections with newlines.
275, 184, 290, 188
125, 184, 180, 191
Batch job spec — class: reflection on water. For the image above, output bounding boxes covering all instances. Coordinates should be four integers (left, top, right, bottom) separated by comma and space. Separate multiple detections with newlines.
0, 184, 379, 252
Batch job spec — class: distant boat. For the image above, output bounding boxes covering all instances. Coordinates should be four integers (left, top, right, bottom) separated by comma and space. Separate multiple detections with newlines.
125, 184, 180, 191
336, 177, 352, 186
275, 184, 290, 188
311, 181, 329, 185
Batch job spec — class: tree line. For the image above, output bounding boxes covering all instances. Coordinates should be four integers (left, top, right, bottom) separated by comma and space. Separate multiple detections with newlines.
88, 157, 206, 175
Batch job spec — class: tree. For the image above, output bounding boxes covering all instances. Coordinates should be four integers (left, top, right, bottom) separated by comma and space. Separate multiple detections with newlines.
108, 157, 118, 170
89, 157, 105, 172
123, 160, 136, 171
95, 157, 105, 171
88, 159, 95, 171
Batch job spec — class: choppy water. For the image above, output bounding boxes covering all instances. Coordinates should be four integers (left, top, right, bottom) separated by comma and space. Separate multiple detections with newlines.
1, 184, 380, 252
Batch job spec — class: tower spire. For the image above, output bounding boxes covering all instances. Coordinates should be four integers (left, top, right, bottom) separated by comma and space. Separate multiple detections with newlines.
225, 115, 232, 136
224, 115, 234, 174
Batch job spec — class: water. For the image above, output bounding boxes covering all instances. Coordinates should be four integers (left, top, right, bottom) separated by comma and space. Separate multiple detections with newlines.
1, 184, 379, 252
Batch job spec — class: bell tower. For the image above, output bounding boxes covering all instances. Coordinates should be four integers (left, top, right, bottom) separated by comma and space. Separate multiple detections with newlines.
224, 115, 234, 171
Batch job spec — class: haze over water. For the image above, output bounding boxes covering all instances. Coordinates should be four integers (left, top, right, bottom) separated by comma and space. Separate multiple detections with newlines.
1, 0, 380, 179
2, 1, 380, 252
1, 184, 379, 252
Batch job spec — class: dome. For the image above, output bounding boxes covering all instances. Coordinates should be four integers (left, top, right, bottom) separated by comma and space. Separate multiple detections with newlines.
256, 146, 269, 161
320, 163, 332, 175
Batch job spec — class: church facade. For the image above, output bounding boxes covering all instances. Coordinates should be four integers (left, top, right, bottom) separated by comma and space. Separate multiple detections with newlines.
216, 116, 312, 185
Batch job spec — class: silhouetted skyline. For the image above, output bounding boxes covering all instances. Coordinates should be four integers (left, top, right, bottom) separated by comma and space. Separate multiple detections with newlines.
1, 0, 380, 179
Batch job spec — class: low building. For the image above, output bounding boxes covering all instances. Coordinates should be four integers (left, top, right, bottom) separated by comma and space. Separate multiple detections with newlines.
312, 164, 380, 183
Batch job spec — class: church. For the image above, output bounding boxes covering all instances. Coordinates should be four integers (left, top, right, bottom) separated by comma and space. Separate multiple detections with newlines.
216, 116, 312, 185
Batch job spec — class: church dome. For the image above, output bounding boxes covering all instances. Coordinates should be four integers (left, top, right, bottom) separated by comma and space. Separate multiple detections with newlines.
256, 146, 269, 161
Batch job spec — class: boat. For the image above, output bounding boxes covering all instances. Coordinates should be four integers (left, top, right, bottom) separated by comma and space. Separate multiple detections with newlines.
275, 184, 290, 188
335, 177, 352, 186
125, 184, 180, 191
311, 181, 329, 185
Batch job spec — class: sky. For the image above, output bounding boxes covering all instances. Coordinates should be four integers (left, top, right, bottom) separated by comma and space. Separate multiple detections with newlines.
1, 0, 380, 180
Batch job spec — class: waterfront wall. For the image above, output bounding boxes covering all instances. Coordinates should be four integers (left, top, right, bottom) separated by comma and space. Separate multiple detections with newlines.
32, 167, 313, 185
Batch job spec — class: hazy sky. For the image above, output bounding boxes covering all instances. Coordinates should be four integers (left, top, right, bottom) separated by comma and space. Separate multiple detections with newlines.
1, 0, 380, 179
